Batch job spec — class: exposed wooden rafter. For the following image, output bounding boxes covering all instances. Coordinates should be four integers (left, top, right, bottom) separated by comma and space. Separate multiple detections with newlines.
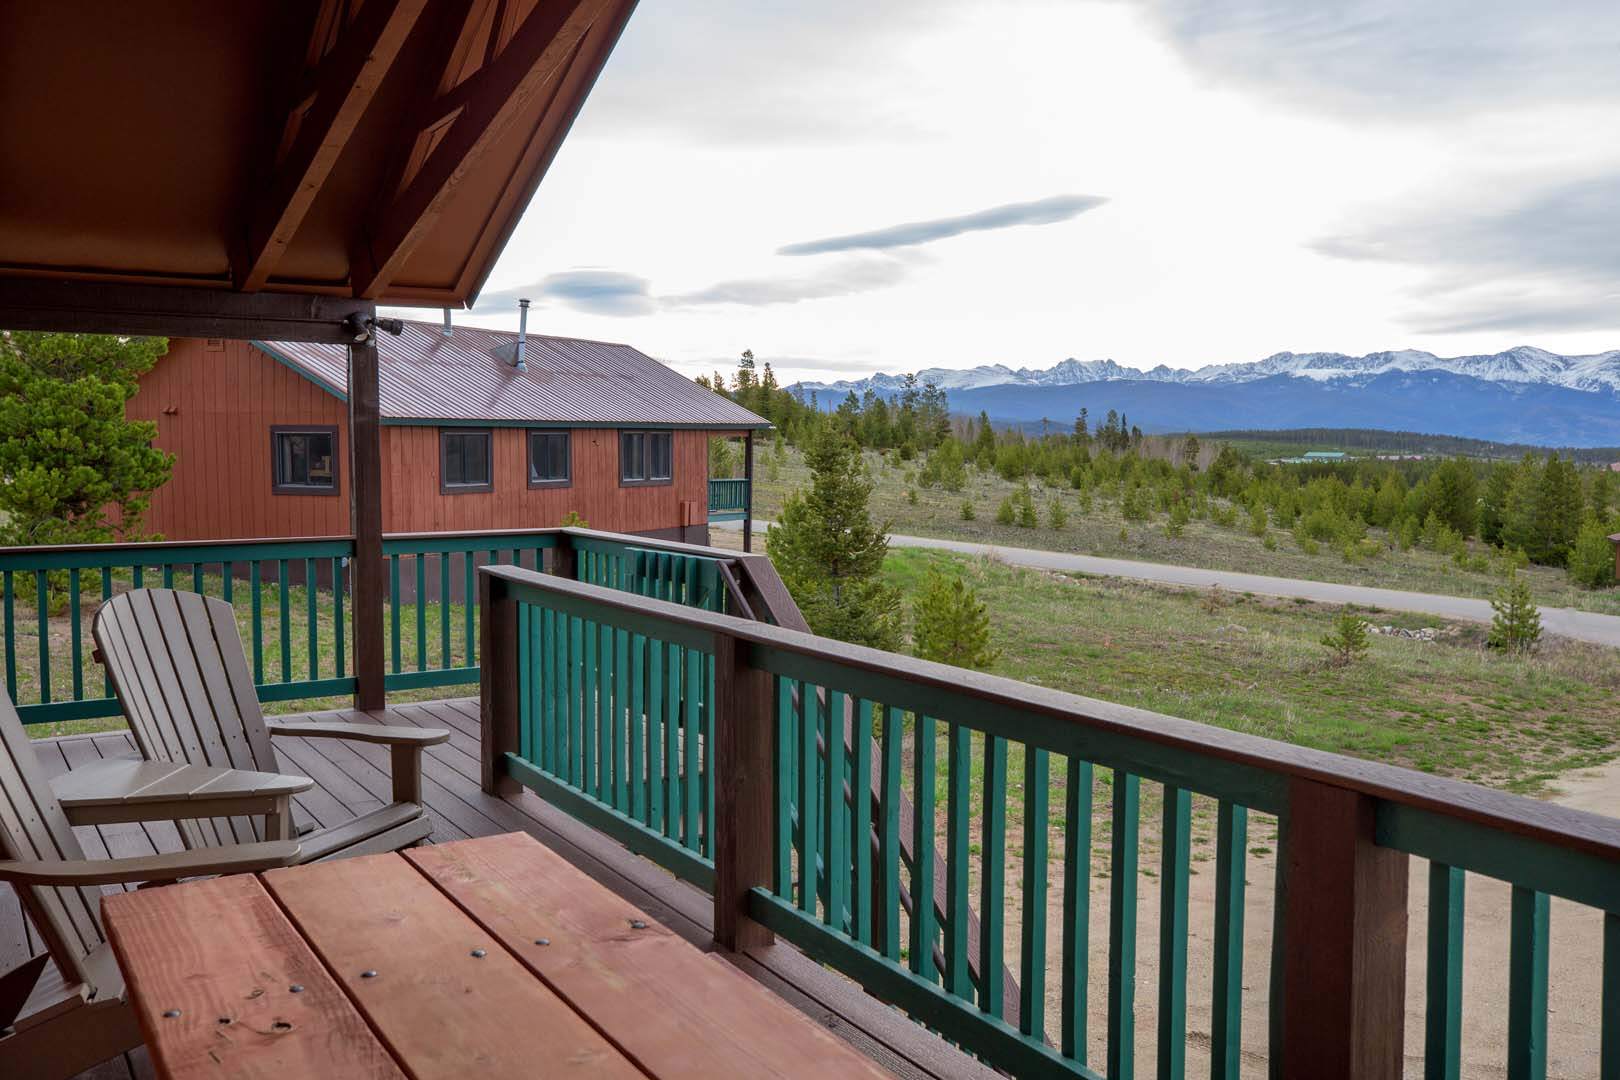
235, 0, 428, 293
351, 0, 600, 300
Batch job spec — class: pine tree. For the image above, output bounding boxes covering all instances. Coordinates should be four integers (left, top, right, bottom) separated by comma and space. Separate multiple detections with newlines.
1488, 571, 1542, 653
1320, 610, 1370, 667
766, 429, 902, 649
910, 570, 998, 670
0, 332, 174, 545
1568, 515, 1617, 589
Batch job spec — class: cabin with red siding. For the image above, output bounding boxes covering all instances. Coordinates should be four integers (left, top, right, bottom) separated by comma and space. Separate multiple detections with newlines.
129, 323, 767, 545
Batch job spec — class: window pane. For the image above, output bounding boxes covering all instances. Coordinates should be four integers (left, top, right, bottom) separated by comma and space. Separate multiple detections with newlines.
446, 435, 464, 483
444, 431, 491, 487
275, 431, 335, 489
621, 432, 643, 481
307, 434, 333, 483
467, 434, 489, 484
530, 431, 568, 483
650, 433, 672, 480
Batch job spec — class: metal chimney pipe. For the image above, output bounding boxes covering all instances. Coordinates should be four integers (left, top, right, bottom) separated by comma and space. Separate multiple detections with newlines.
441, 307, 453, 336
515, 298, 529, 372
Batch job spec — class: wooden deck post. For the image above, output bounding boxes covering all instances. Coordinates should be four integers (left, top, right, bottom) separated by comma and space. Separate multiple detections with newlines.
479, 571, 520, 796
742, 431, 755, 554
551, 531, 578, 581
712, 630, 774, 950
348, 338, 386, 711
1271, 778, 1409, 1079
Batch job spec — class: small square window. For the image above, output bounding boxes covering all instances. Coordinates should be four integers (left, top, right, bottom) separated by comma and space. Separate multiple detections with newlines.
441, 429, 493, 492
271, 428, 338, 494
528, 430, 571, 486
620, 431, 673, 485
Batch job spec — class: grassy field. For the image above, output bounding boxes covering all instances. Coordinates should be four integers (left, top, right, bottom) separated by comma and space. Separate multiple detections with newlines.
747, 445, 1620, 615
883, 548, 1619, 793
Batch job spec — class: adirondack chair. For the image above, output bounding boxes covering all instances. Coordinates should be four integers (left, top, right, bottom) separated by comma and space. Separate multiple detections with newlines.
0, 689, 300, 1078
93, 588, 449, 861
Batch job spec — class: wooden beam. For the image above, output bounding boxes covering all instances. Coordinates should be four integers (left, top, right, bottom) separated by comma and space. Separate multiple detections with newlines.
742, 431, 755, 553
352, 0, 599, 299
0, 276, 373, 343
479, 569, 521, 795
1272, 778, 1410, 1079
349, 339, 387, 711
237, 0, 428, 292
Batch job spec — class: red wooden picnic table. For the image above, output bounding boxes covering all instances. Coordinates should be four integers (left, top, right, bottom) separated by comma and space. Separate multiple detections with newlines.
101, 832, 891, 1079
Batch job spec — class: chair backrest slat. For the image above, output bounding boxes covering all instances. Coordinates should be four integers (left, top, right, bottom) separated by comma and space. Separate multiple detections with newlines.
0, 691, 103, 987
94, 589, 276, 847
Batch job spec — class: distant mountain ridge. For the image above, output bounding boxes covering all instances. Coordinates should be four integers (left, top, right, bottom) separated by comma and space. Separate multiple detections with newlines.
787, 347, 1620, 448
792, 346, 1620, 396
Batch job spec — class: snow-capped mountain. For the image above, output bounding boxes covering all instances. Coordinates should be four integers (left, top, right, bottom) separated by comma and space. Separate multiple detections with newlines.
787, 347, 1620, 447
793, 346, 1620, 398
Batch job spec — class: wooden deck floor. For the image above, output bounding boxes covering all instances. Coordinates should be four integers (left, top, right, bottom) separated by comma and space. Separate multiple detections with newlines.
9, 698, 996, 1080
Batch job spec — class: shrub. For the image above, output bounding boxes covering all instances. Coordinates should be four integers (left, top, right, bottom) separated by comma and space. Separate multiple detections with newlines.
1016, 495, 1038, 529
911, 570, 999, 670
995, 497, 1016, 525
1262, 533, 1278, 551
1247, 505, 1269, 537
1320, 610, 1370, 666
1569, 516, 1617, 589
1048, 498, 1068, 529
1298, 536, 1320, 556
907, 488, 919, 505
1488, 571, 1542, 653
960, 500, 976, 521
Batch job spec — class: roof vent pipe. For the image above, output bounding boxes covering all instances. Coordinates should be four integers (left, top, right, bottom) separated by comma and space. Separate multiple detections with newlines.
515, 298, 529, 372
441, 307, 453, 336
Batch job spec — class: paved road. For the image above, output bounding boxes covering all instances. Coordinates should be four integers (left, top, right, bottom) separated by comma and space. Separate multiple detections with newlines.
716, 521, 1620, 648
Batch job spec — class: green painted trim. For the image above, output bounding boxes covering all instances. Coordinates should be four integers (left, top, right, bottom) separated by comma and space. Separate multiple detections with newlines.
749, 890, 1103, 1080
384, 417, 770, 430
1378, 804, 1620, 912
503, 752, 715, 891
384, 667, 479, 691
707, 511, 748, 522
17, 696, 122, 724
256, 676, 358, 702
1107, 772, 1140, 1080
1210, 801, 1247, 1080
382, 535, 556, 556
0, 539, 354, 572
1157, 786, 1191, 1080
503, 577, 716, 653
1061, 757, 1093, 1062
1506, 887, 1550, 1080
251, 341, 350, 402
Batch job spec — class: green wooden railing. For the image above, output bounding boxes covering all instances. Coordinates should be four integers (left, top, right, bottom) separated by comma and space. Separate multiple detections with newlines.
483, 564, 1620, 1080
0, 537, 357, 723
0, 529, 749, 725
707, 477, 749, 521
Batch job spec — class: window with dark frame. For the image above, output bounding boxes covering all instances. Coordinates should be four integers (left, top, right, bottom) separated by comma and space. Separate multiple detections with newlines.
527, 430, 571, 486
271, 428, 337, 494
619, 430, 672, 484
440, 429, 493, 492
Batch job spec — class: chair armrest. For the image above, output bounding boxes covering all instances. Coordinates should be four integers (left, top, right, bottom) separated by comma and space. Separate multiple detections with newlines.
265, 720, 450, 746
0, 841, 301, 886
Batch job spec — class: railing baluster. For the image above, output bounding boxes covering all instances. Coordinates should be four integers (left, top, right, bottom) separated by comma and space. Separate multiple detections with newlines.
332, 557, 344, 678
980, 734, 1008, 1018
615, 626, 630, 813
277, 559, 291, 682
704, 649, 716, 857
68, 568, 82, 701
99, 566, 113, 695
774, 677, 793, 898
306, 557, 319, 680
852, 698, 873, 946
389, 554, 401, 674
826, 690, 849, 932
665, 640, 682, 834
415, 554, 427, 672
1507, 887, 1550, 1080
683, 645, 701, 852
439, 552, 451, 669
34, 571, 49, 704
1425, 863, 1465, 1080
647, 631, 664, 833
628, 628, 643, 822
464, 552, 475, 664
133, 563, 143, 588
1020, 745, 1050, 1040
1603, 913, 1620, 1080
1108, 770, 1140, 1079
2, 570, 12, 701
1211, 801, 1247, 1080
518, 603, 532, 763
912, 714, 938, 982
1158, 785, 1191, 1079
569, 615, 584, 788
598, 623, 613, 805
1062, 757, 1094, 1062
879, 704, 903, 961
583, 618, 598, 798
945, 720, 972, 999
798, 682, 819, 913
192, 561, 203, 593
222, 560, 233, 603
161, 562, 173, 589
249, 561, 263, 683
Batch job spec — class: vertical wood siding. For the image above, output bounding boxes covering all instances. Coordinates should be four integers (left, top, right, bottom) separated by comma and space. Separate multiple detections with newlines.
130, 341, 715, 540
129, 339, 350, 540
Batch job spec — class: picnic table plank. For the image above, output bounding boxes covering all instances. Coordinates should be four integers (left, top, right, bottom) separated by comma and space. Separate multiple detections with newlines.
407, 832, 891, 1079
101, 873, 403, 1080
262, 851, 640, 1080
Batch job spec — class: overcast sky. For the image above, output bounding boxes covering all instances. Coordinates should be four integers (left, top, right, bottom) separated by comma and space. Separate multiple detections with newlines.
428, 0, 1620, 384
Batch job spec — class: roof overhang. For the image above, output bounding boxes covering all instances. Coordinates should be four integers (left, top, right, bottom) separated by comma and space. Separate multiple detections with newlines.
0, 0, 637, 341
